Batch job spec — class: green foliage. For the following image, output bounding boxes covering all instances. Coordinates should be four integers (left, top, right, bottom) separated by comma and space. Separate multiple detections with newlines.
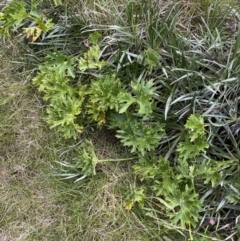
0, 1, 28, 35
111, 114, 166, 156
89, 32, 102, 44
177, 115, 209, 161
74, 140, 99, 177
118, 80, 156, 117
134, 156, 177, 196
33, 15, 54, 33
134, 155, 203, 228
0, 0, 53, 41
78, 45, 106, 71
40, 52, 76, 78
87, 75, 123, 124
46, 94, 84, 139
177, 137, 209, 162
132, 114, 233, 229
31, 37, 110, 138
33, 72, 75, 100
33, 67, 87, 139
142, 48, 159, 67
159, 185, 202, 228
124, 187, 146, 210
185, 114, 205, 142
54, 140, 98, 181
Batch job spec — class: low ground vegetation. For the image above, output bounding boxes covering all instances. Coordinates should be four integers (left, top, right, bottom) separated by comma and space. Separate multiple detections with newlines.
1, 0, 240, 240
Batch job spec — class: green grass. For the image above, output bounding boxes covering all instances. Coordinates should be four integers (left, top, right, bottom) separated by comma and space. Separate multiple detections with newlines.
1, 0, 240, 240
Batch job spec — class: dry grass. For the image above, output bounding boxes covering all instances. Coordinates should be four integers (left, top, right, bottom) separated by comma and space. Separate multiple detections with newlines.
0, 40, 59, 240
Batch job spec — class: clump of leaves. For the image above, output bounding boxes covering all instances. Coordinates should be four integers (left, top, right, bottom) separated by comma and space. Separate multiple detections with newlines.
0, 1, 28, 35
55, 140, 99, 181
111, 114, 166, 156
33, 67, 87, 139
39, 52, 76, 78
31, 31, 109, 138
124, 187, 146, 211
87, 75, 124, 124
79, 32, 106, 71
133, 114, 233, 232
78, 44, 106, 71
0, 0, 54, 41
118, 80, 156, 118
177, 114, 209, 162
45, 94, 85, 139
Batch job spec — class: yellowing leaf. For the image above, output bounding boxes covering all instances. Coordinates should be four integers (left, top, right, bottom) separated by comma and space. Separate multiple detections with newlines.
23, 26, 42, 42
74, 124, 84, 133
53, 0, 62, 6
34, 15, 54, 32
124, 201, 134, 210
98, 112, 106, 125
78, 44, 106, 71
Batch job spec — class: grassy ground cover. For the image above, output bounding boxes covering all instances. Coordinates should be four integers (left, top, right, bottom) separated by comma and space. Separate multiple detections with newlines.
0, 42, 161, 241
0, 42, 160, 241
1, 0, 240, 240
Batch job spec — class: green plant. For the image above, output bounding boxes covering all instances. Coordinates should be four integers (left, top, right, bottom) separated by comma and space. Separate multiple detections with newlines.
33, 69, 87, 139
132, 114, 237, 238
78, 44, 106, 71
177, 114, 209, 162
0, 1, 28, 35
118, 80, 156, 118
124, 187, 146, 210
0, 0, 53, 41
111, 114, 166, 156
87, 75, 123, 124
